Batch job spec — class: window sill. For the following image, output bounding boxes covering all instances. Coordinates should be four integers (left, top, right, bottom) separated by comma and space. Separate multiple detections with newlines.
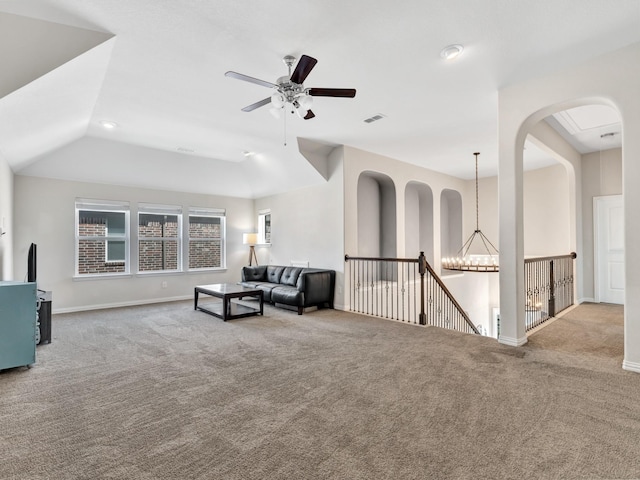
73, 273, 132, 281
188, 268, 228, 274
136, 270, 183, 277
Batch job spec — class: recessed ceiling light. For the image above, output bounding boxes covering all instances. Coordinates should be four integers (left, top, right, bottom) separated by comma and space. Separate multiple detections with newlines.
242, 150, 255, 157
440, 44, 464, 60
100, 120, 118, 129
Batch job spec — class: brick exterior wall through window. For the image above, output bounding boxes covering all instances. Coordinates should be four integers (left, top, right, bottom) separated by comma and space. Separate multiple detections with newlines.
189, 216, 222, 269
78, 216, 126, 275
77, 210, 223, 274
138, 217, 179, 271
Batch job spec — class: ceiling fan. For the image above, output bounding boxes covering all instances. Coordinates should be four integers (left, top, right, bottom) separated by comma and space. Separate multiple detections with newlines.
225, 54, 356, 120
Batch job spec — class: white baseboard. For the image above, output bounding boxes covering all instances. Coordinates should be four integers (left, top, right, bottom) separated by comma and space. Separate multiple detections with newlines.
53, 295, 192, 314
578, 297, 596, 304
498, 335, 528, 347
55, 296, 344, 315
622, 359, 640, 374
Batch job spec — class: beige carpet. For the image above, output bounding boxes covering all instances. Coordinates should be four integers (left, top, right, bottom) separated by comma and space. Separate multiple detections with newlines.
1, 301, 638, 479
527, 302, 625, 365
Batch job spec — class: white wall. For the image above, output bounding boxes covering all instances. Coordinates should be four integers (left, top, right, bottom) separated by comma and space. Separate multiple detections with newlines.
523, 164, 572, 256
343, 145, 469, 264
465, 165, 572, 259
581, 148, 622, 301
440, 189, 463, 260
0, 153, 13, 280
357, 174, 383, 257
13, 175, 254, 312
253, 147, 345, 306
404, 182, 434, 265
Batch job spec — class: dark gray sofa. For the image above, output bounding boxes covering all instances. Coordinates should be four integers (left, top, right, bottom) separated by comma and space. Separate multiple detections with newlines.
240, 265, 335, 315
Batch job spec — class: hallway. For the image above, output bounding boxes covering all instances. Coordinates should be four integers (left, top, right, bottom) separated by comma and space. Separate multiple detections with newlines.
526, 302, 624, 368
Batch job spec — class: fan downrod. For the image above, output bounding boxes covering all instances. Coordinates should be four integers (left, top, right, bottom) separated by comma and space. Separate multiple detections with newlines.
283, 55, 296, 76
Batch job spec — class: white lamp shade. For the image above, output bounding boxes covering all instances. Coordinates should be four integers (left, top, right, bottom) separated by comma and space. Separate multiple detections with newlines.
298, 94, 313, 110
271, 91, 285, 108
243, 233, 258, 245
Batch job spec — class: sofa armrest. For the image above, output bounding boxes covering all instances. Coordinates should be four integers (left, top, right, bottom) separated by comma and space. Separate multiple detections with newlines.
298, 270, 335, 308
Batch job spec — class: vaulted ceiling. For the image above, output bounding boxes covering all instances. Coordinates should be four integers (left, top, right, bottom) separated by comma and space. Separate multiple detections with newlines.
0, 1, 638, 198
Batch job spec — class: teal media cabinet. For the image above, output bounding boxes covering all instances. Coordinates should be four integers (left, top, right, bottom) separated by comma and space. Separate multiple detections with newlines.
0, 281, 37, 370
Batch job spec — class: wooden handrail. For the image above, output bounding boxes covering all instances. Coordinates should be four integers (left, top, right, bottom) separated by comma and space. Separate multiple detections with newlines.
419, 252, 479, 334
344, 254, 418, 264
524, 252, 577, 264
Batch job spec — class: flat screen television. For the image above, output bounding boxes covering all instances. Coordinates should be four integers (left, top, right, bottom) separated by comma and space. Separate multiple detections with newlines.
27, 243, 37, 283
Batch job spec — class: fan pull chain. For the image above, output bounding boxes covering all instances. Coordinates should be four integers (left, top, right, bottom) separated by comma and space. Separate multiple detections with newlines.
283, 108, 287, 146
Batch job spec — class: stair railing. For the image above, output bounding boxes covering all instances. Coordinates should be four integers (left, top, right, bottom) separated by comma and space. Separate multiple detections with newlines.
344, 252, 479, 334
524, 252, 577, 331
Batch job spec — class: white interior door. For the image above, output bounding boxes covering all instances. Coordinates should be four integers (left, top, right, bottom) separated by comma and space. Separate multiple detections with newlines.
595, 195, 624, 304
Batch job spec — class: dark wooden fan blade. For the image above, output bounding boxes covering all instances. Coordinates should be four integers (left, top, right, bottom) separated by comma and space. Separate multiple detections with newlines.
225, 71, 277, 89
308, 88, 356, 98
304, 110, 315, 120
290, 55, 318, 84
241, 97, 271, 112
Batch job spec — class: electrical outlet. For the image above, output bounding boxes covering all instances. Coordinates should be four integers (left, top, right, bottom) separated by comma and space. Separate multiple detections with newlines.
161, 281, 167, 288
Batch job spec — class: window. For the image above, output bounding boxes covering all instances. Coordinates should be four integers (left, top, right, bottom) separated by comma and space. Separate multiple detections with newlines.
189, 207, 225, 270
138, 204, 182, 273
258, 209, 271, 245
76, 199, 130, 276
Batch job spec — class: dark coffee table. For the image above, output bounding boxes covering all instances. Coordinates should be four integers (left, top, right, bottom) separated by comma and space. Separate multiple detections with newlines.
194, 283, 263, 321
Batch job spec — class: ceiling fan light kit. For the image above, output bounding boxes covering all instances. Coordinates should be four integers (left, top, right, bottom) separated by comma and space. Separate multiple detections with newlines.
225, 54, 356, 122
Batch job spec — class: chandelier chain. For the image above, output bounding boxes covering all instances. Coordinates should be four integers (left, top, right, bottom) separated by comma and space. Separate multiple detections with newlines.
475, 152, 479, 231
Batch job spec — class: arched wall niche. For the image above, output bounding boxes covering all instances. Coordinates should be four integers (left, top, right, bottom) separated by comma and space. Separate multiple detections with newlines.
440, 188, 462, 261
357, 171, 397, 258
404, 181, 434, 265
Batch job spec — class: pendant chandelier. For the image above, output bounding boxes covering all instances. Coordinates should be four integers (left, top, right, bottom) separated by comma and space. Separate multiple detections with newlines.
442, 152, 499, 272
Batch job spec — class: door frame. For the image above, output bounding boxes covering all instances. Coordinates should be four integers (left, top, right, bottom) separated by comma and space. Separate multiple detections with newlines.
593, 194, 624, 304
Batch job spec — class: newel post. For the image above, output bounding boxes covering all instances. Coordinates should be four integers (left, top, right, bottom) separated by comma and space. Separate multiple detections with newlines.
548, 260, 556, 318
418, 251, 427, 325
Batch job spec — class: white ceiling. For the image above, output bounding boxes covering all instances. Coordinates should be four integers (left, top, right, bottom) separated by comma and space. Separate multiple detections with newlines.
0, 1, 638, 198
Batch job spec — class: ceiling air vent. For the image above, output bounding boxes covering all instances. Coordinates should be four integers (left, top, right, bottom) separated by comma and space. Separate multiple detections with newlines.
364, 113, 386, 124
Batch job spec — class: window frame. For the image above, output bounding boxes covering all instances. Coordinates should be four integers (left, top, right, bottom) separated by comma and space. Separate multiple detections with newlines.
105, 212, 126, 263
258, 209, 271, 245
137, 203, 183, 274
188, 207, 226, 271
75, 199, 131, 277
